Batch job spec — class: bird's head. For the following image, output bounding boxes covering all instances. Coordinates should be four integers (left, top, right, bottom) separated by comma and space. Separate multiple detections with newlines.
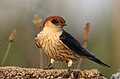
43, 16, 67, 29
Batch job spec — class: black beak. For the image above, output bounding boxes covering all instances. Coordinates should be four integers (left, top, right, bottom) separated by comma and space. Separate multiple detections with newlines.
62, 23, 67, 26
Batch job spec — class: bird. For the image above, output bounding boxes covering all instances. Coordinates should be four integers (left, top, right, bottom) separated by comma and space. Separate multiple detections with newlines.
35, 16, 110, 77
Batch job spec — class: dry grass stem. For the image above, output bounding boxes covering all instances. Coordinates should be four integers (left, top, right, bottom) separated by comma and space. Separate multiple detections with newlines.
1, 29, 17, 65
9, 29, 17, 42
77, 21, 90, 69
84, 21, 90, 48
0, 36, 1, 42
33, 15, 42, 30
0, 36, 1, 49
33, 15, 44, 68
39, 48, 44, 68
0, 36, 1, 44
1, 42, 12, 65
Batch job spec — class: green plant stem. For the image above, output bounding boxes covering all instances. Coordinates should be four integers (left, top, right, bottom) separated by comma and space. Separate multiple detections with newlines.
1, 42, 12, 65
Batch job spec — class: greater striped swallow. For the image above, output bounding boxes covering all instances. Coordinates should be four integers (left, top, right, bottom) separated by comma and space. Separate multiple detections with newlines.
35, 16, 110, 77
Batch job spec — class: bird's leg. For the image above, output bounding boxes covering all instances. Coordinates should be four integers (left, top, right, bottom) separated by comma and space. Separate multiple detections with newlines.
44, 59, 55, 70
64, 60, 73, 78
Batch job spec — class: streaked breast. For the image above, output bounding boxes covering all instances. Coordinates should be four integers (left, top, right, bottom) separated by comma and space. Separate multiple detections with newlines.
36, 31, 80, 63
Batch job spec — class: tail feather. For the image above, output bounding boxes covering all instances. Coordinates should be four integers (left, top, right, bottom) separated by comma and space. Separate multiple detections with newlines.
89, 57, 110, 68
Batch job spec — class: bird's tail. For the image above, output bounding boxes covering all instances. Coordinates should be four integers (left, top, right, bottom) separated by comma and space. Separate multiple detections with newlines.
89, 57, 110, 68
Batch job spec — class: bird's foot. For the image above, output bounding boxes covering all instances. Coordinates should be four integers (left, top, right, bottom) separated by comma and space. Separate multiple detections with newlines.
63, 71, 72, 78
43, 62, 54, 70
63, 67, 72, 78
43, 66, 54, 70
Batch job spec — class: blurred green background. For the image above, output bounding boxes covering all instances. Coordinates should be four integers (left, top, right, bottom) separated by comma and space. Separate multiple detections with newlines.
0, 0, 120, 78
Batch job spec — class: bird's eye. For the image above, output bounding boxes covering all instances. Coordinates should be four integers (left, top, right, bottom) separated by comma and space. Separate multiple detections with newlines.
51, 20, 59, 24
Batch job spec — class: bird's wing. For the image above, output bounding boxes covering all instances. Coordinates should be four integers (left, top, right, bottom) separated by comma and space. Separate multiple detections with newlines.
35, 35, 42, 48
60, 30, 95, 58
60, 30, 110, 68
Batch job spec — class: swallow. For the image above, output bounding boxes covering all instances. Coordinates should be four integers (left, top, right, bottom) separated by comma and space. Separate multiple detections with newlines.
35, 16, 110, 77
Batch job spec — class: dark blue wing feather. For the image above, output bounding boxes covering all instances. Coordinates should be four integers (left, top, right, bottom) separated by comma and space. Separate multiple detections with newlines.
60, 30, 95, 58
60, 30, 110, 68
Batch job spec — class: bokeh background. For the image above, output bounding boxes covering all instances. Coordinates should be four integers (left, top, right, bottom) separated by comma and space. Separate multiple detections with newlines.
0, 0, 120, 78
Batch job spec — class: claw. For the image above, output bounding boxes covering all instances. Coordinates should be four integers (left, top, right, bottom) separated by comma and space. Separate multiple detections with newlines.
63, 67, 72, 78
63, 60, 73, 78
43, 62, 54, 70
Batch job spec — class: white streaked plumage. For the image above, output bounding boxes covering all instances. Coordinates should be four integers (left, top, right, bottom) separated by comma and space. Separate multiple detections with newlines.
35, 22, 80, 63
35, 16, 110, 76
